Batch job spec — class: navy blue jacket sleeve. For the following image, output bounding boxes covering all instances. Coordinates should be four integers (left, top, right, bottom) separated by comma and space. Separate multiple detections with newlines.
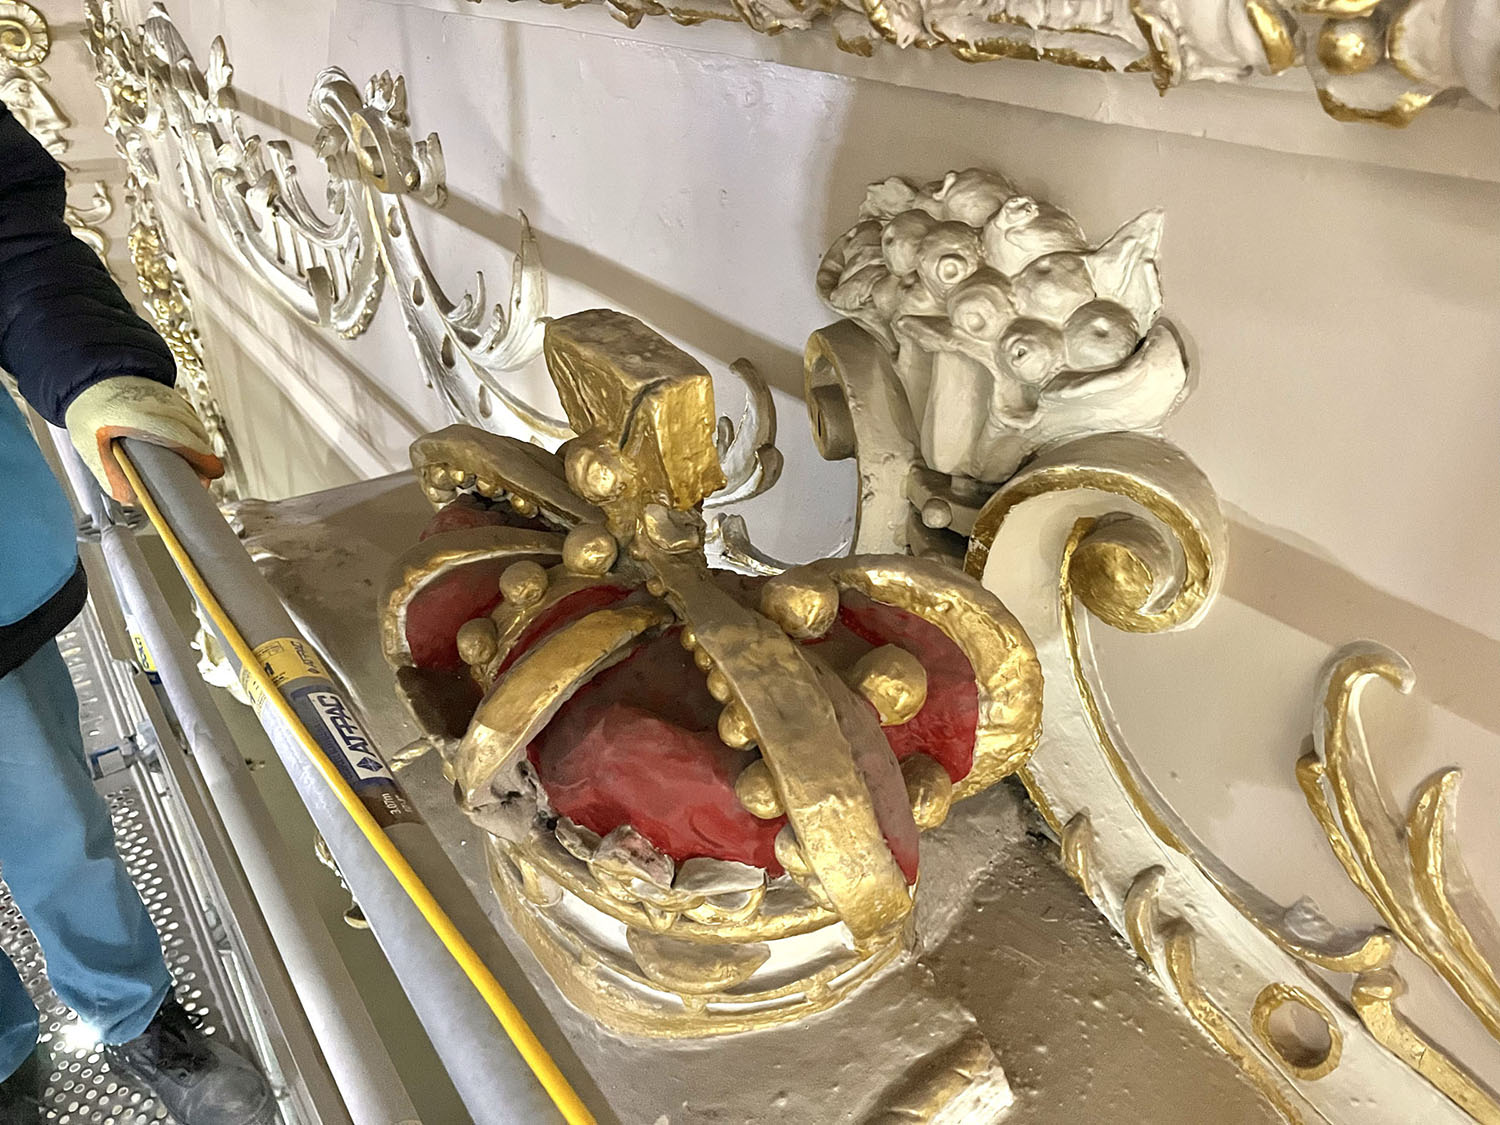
0, 101, 176, 425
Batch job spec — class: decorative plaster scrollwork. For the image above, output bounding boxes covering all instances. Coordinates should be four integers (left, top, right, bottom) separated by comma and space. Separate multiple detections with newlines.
1124, 868, 1312, 1121
801, 167, 1494, 1122
0, 53, 67, 155
517, 0, 1498, 125
1306, 645, 1500, 1041
77, 2, 240, 496
64, 181, 113, 259
124, 191, 241, 496
86, 0, 785, 531
1299, 644, 1500, 1121
88, 1, 558, 434
0, 0, 49, 68
0, 0, 114, 256
708, 358, 783, 508
966, 418, 1494, 1125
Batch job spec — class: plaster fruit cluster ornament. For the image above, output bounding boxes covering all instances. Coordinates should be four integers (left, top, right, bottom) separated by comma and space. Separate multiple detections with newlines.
817, 169, 1188, 486
804, 168, 1200, 563
381, 309, 1042, 1035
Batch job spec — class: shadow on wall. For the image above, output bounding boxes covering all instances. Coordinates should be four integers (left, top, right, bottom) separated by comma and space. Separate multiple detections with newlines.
219, 29, 1137, 410
172, 214, 434, 487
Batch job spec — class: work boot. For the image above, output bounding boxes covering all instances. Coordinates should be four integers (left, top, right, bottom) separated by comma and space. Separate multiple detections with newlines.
0, 1047, 45, 1125
103, 995, 273, 1125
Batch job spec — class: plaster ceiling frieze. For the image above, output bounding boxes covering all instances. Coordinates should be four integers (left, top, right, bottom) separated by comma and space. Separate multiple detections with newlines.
797, 167, 1500, 1122
0, 1, 115, 257
505, 0, 1499, 126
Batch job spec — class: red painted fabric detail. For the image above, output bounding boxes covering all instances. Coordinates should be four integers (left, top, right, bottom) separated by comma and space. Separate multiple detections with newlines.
530, 628, 785, 873
405, 495, 551, 670
405, 571, 504, 670
471, 566, 967, 883
417, 493, 550, 539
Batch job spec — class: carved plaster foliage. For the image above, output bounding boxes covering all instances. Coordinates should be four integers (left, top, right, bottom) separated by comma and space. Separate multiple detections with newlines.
808, 169, 1189, 563
523, 0, 1498, 126
1, 2, 222, 481
1, 1, 65, 150
84, 0, 552, 432
83, 1, 783, 531
126, 191, 242, 496
0, 1, 115, 256
1301, 644, 1500, 1121
64, 180, 114, 258
75, 3, 239, 497
84, 0, 550, 430
804, 167, 1499, 1122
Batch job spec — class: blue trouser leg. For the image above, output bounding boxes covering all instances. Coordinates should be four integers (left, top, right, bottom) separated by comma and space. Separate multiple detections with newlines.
0, 641, 171, 1080
0, 955, 38, 1083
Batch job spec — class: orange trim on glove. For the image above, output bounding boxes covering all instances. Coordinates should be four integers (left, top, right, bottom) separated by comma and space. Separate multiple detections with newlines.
95, 427, 225, 505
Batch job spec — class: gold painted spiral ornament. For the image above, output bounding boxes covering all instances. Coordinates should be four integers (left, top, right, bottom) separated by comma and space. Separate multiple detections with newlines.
0, 1, 49, 67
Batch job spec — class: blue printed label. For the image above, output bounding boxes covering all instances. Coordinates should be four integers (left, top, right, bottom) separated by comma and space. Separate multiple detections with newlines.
286, 685, 418, 825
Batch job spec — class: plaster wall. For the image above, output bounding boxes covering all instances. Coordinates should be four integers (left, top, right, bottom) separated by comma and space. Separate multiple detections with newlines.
83, 0, 1500, 1106
146, 0, 1500, 638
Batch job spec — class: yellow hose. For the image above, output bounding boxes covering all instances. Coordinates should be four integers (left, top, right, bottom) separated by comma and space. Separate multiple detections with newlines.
116, 449, 597, 1125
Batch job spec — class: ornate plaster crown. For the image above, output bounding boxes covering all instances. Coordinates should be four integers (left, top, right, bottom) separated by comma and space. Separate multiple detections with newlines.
381, 309, 1043, 1034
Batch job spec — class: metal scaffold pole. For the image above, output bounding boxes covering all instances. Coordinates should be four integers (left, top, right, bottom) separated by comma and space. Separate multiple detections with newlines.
99, 522, 416, 1125
114, 438, 603, 1125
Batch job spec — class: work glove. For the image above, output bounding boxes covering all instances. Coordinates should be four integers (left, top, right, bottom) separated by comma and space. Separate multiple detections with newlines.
64, 375, 225, 505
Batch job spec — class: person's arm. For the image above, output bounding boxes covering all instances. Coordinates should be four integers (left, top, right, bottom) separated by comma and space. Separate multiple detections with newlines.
0, 102, 222, 501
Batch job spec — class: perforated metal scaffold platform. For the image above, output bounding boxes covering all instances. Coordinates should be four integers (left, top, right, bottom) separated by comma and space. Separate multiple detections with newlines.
0, 607, 285, 1125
